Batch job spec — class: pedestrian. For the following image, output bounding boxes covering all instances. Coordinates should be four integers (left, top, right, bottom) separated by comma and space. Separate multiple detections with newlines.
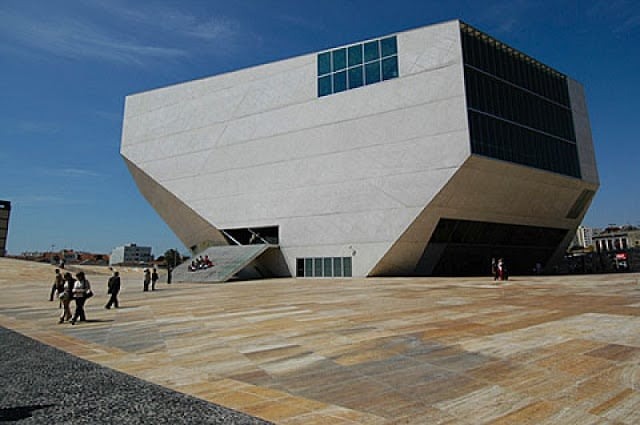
49, 269, 64, 304
167, 266, 172, 284
105, 271, 121, 309
491, 258, 498, 281
58, 272, 74, 323
71, 271, 92, 325
143, 268, 151, 292
151, 268, 158, 291
497, 258, 508, 281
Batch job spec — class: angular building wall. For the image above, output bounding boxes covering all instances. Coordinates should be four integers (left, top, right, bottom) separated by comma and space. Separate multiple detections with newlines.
121, 20, 598, 277
0, 200, 10, 257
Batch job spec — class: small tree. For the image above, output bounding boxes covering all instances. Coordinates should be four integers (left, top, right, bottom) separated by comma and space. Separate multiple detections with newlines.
164, 249, 181, 269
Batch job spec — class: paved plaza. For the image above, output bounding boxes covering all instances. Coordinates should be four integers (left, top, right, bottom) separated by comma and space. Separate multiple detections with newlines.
1, 257, 640, 424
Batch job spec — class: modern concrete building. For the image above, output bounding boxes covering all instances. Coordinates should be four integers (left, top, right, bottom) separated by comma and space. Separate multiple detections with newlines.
121, 20, 598, 278
109, 243, 152, 266
0, 200, 10, 257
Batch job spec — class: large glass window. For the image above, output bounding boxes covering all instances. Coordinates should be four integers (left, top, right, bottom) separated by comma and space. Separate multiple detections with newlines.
460, 23, 580, 179
296, 257, 353, 277
318, 36, 398, 97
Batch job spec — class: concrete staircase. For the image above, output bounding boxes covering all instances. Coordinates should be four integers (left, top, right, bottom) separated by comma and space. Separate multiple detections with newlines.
172, 244, 276, 283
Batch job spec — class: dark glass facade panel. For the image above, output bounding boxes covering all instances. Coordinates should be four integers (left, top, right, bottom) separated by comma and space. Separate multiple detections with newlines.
318, 52, 331, 76
318, 36, 398, 97
364, 40, 380, 62
333, 71, 347, 93
382, 56, 398, 80
381, 36, 398, 57
314, 258, 323, 276
348, 66, 364, 89
348, 44, 363, 67
460, 23, 580, 179
333, 257, 343, 277
304, 258, 313, 277
468, 110, 581, 177
332, 48, 347, 72
461, 27, 570, 106
428, 218, 569, 276
343, 257, 352, 277
318, 75, 332, 97
365, 62, 381, 84
465, 67, 575, 141
324, 258, 333, 276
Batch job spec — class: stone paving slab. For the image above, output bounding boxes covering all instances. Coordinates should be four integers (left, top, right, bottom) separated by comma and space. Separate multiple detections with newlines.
1, 257, 640, 423
0, 327, 272, 424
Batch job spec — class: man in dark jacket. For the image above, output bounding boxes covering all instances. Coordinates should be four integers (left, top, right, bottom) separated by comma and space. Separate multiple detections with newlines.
105, 271, 121, 309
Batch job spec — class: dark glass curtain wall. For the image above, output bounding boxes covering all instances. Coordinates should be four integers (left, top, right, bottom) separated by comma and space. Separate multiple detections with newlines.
460, 23, 581, 179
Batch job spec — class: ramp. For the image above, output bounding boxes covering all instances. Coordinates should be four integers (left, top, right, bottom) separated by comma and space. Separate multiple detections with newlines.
172, 245, 276, 283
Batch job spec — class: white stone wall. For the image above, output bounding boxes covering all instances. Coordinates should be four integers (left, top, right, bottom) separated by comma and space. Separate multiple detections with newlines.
122, 20, 468, 276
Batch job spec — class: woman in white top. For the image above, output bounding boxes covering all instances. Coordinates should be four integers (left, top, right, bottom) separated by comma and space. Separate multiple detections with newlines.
71, 271, 92, 324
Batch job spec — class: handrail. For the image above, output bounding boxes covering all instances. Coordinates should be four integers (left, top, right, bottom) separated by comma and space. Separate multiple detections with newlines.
220, 229, 242, 246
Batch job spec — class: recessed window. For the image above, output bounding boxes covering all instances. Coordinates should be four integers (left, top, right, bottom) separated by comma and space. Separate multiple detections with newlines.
296, 257, 353, 277
318, 36, 398, 97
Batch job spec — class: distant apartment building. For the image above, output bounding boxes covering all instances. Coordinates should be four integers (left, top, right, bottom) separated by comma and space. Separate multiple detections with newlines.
593, 226, 640, 253
575, 225, 595, 248
110, 243, 152, 266
0, 200, 10, 256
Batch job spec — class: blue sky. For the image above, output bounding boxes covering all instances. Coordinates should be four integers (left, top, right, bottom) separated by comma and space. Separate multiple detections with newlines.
1, 0, 639, 256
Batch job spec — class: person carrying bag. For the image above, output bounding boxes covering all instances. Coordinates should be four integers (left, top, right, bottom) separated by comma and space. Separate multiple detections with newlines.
71, 271, 92, 325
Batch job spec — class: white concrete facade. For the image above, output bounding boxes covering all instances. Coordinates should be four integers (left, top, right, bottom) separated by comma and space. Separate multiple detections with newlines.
110, 244, 153, 266
121, 20, 598, 277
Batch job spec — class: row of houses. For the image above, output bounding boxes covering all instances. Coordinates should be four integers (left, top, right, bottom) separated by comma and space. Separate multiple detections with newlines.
574, 225, 640, 252
14, 243, 155, 267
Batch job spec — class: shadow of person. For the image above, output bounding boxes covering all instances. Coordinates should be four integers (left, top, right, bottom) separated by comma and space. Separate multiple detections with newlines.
0, 404, 55, 421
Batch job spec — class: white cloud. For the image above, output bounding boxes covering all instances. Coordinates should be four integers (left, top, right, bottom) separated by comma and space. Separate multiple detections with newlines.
87, 1, 239, 42
14, 120, 61, 135
474, 0, 535, 35
0, 7, 188, 65
59, 168, 103, 178
9, 195, 92, 207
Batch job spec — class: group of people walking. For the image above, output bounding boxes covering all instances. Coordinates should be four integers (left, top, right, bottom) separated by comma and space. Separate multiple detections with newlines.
49, 268, 95, 324
50, 268, 120, 324
50, 267, 166, 324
